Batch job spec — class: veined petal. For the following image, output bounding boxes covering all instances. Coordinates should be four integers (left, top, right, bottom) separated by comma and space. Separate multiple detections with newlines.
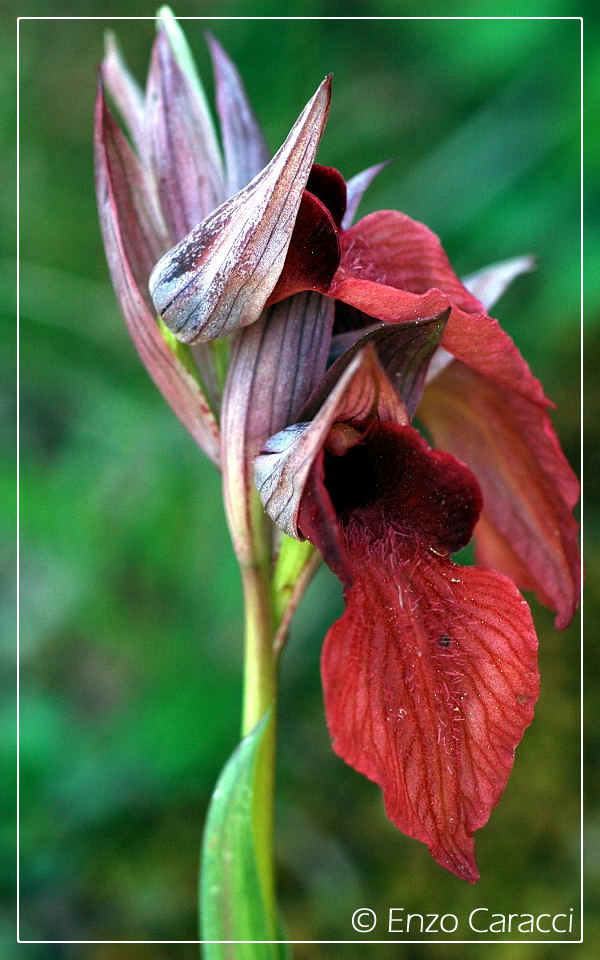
342, 161, 391, 230
102, 32, 147, 161
146, 25, 225, 242
149, 76, 332, 344
329, 273, 550, 407
222, 293, 334, 564
463, 255, 536, 311
340, 210, 484, 313
207, 32, 270, 197
298, 423, 538, 881
255, 347, 407, 543
95, 83, 220, 465
321, 553, 538, 882
419, 360, 580, 628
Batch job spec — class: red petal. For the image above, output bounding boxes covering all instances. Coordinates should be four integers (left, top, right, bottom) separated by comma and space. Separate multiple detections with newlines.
419, 361, 580, 628
298, 423, 538, 881
340, 210, 484, 313
321, 552, 538, 882
328, 272, 549, 406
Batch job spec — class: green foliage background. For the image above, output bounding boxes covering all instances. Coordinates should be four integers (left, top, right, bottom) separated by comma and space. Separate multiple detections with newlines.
9, 2, 594, 957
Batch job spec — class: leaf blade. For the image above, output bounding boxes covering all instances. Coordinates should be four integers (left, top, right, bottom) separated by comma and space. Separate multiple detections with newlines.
201, 713, 282, 958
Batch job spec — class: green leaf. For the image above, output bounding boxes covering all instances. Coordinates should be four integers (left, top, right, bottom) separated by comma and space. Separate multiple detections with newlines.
200, 713, 287, 959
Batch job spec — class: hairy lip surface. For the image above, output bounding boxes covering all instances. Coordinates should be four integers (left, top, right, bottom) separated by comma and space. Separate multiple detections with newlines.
297, 421, 539, 881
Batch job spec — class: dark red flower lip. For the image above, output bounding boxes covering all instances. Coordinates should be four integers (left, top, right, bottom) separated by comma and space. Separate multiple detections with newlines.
299, 419, 484, 582
297, 418, 539, 883
254, 344, 542, 882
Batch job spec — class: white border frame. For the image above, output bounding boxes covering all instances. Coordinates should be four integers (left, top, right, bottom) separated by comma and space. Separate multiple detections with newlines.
16, 13, 585, 947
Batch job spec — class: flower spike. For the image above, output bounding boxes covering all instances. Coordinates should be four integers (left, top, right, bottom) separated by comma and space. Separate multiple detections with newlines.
149, 76, 332, 344
95, 19, 579, 890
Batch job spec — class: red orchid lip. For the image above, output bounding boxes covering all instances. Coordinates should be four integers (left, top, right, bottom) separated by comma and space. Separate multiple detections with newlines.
321, 419, 482, 552
300, 420, 483, 584
298, 421, 539, 882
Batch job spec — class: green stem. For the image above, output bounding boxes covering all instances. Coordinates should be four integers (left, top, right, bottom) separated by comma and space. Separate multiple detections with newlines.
240, 559, 278, 939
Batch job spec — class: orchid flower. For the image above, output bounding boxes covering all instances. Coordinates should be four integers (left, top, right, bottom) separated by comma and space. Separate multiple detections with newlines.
95, 9, 579, 926
247, 189, 579, 878
255, 341, 540, 882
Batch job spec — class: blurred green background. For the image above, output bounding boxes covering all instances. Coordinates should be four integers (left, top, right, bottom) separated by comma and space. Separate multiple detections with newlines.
9, 1, 593, 957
